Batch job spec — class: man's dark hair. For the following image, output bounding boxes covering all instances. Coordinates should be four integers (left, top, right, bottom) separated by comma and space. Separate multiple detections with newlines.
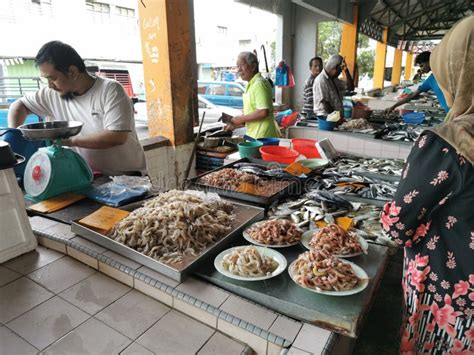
309, 56, 323, 69
415, 51, 431, 65
35, 41, 86, 74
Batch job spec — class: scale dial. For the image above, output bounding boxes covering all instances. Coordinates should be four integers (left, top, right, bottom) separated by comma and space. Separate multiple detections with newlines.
24, 151, 52, 197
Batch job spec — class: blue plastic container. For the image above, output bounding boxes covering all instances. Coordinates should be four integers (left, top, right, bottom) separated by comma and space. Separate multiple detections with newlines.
318, 119, 337, 131
238, 141, 264, 159
257, 137, 280, 146
403, 112, 425, 124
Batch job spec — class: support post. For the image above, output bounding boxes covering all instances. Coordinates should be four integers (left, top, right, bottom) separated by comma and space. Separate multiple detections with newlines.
372, 27, 388, 89
404, 51, 414, 80
340, 4, 358, 80
391, 48, 403, 85
137, 0, 196, 146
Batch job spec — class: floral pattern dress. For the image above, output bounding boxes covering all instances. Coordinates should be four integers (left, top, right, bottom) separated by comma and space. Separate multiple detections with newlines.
381, 131, 474, 354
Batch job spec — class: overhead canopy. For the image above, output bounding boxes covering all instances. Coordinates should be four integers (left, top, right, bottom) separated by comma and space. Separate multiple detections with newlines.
359, 0, 473, 46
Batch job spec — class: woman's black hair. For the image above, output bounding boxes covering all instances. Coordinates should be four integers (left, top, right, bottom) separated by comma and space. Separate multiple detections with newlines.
35, 41, 86, 74
415, 51, 431, 65
309, 56, 323, 69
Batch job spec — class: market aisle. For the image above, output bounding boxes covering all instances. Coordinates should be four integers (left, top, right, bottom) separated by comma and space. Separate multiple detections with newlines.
0, 247, 249, 354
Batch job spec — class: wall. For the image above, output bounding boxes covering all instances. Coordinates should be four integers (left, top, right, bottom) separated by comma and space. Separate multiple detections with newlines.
291, 7, 330, 111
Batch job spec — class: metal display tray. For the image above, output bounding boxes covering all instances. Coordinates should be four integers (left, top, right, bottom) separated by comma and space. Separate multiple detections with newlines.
71, 200, 264, 282
189, 158, 301, 207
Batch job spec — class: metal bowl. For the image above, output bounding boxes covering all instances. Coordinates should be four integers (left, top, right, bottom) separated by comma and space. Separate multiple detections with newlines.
18, 121, 83, 140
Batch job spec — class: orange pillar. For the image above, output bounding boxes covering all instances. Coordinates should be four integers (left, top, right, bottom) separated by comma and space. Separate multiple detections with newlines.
137, 0, 195, 146
404, 52, 414, 80
373, 27, 388, 89
391, 48, 403, 85
340, 4, 358, 79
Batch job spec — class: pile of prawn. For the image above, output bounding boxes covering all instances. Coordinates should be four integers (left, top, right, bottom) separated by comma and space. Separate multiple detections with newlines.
199, 168, 260, 190
309, 224, 363, 256
247, 219, 302, 246
292, 250, 361, 291
222, 246, 278, 277
107, 190, 234, 264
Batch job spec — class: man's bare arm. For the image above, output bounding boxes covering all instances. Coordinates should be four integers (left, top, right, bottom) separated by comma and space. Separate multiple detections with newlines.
8, 100, 31, 128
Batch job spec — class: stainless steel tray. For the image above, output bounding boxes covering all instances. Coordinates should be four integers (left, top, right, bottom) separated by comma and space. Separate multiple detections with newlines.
71, 200, 264, 282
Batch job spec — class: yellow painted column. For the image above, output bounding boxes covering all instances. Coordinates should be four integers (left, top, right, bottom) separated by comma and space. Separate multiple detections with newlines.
391, 48, 403, 85
137, 0, 196, 146
340, 4, 358, 78
404, 52, 414, 80
373, 27, 388, 89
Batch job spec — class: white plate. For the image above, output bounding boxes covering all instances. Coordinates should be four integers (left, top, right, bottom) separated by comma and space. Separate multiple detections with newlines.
288, 259, 369, 296
214, 246, 287, 281
242, 221, 302, 248
300, 230, 368, 258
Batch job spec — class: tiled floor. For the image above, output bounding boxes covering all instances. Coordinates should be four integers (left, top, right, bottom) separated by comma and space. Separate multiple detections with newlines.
0, 249, 248, 354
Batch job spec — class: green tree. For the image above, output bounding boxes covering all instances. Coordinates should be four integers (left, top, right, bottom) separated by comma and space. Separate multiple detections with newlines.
357, 34, 375, 78
317, 21, 341, 62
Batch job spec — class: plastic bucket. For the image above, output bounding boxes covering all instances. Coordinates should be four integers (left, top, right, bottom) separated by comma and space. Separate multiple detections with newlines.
403, 112, 425, 124
238, 141, 263, 158
259, 146, 299, 164
291, 138, 321, 158
257, 137, 280, 146
318, 119, 337, 131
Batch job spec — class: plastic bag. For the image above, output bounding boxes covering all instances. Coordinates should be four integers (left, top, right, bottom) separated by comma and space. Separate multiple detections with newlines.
275, 60, 295, 88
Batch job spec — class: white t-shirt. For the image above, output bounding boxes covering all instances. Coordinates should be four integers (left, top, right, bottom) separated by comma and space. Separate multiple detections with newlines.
21, 77, 147, 176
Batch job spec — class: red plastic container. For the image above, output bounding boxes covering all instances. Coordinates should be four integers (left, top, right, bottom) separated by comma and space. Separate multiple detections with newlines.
259, 146, 299, 164
291, 139, 321, 158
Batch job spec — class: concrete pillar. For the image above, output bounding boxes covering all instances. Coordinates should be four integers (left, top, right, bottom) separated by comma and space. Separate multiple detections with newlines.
340, 4, 358, 80
137, 0, 196, 146
404, 52, 414, 80
391, 48, 403, 85
373, 27, 388, 89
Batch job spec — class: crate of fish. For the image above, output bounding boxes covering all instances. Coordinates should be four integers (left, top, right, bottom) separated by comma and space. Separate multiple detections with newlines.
71, 190, 264, 282
189, 158, 303, 207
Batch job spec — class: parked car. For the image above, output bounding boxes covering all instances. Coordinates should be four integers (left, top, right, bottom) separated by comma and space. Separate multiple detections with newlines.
133, 95, 241, 126
197, 80, 245, 109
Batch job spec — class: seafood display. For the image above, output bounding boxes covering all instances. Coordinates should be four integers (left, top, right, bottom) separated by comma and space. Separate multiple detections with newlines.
291, 250, 362, 291
327, 157, 404, 177
339, 118, 373, 131
107, 190, 234, 263
222, 245, 279, 277
199, 168, 259, 190
245, 219, 302, 246
308, 224, 364, 256
198, 167, 290, 197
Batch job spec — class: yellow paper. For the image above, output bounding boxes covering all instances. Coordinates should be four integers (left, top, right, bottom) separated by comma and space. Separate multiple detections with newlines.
29, 193, 85, 213
78, 206, 130, 235
236, 182, 259, 195
315, 217, 353, 231
284, 162, 312, 176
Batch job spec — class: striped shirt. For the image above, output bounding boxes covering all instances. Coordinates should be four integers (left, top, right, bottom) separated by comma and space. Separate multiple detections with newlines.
302, 74, 316, 115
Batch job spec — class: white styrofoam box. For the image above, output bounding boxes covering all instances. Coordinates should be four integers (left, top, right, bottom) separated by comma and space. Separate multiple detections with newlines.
0, 168, 37, 263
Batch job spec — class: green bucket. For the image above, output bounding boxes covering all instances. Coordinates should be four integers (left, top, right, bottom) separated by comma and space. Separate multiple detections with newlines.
238, 141, 263, 159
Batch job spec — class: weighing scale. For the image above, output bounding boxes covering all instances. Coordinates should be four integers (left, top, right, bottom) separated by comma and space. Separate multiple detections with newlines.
18, 121, 93, 202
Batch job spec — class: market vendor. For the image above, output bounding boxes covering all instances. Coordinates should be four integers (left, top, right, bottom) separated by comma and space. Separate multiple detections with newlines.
8, 41, 147, 176
387, 51, 449, 113
224, 51, 280, 139
301, 56, 323, 119
312, 54, 354, 118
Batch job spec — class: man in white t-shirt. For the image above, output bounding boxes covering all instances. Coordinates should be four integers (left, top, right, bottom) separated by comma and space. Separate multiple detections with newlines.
8, 41, 147, 176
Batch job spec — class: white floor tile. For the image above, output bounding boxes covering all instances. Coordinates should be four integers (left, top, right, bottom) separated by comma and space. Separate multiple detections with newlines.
3, 246, 64, 275
219, 295, 277, 330
197, 331, 246, 355
0, 265, 21, 286
120, 342, 154, 355
59, 273, 130, 315
0, 325, 38, 354
6, 296, 89, 350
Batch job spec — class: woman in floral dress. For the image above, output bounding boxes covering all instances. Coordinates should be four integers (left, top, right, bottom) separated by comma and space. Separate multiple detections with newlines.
381, 15, 474, 354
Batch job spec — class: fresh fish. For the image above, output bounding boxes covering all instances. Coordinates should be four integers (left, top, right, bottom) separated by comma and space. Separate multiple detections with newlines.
306, 190, 354, 211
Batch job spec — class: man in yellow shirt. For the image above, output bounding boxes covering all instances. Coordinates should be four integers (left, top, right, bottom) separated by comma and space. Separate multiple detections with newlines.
225, 52, 280, 139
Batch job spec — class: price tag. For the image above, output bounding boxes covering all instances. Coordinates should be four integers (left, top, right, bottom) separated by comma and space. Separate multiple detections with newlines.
29, 193, 85, 213
78, 206, 130, 235
314, 217, 353, 231
236, 182, 260, 195
284, 162, 311, 176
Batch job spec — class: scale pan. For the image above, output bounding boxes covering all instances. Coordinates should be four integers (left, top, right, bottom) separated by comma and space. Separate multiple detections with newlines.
18, 121, 83, 140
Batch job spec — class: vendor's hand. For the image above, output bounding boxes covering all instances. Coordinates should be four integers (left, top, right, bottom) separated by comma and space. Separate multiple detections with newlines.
62, 137, 75, 147
385, 106, 395, 114
224, 123, 236, 132
231, 116, 244, 126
